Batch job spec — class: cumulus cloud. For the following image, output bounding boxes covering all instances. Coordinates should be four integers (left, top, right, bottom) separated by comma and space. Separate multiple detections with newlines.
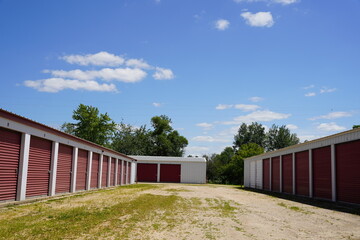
152, 102, 163, 107
215, 19, 230, 30
303, 84, 315, 90
196, 122, 213, 130
61, 51, 125, 66
286, 124, 298, 130
249, 96, 263, 102
234, 104, 260, 112
192, 136, 230, 143
309, 111, 353, 121
273, 0, 298, 5
153, 67, 174, 80
125, 58, 151, 69
24, 78, 117, 93
305, 92, 316, 97
317, 122, 346, 132
47, 68, 147, 83
216, 104, 233, 110
222, 110, 291, 124
241, 12, 274, 27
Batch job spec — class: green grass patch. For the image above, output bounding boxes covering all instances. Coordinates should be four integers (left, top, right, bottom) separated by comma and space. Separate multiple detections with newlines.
277, 202, 312, 214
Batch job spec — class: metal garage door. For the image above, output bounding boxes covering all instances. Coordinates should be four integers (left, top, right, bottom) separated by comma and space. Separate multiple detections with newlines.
250, 161, 256, 188
282, 154, 293, 194
117, 160, 122, 185
263, 158, 270, 190
0, 128, 21, 201
76, 149, 88, 191
90, 153, 99, 189
295, 150, 309, 196
56, 144, 72, 194
137, 163, 157, 182
110, 158, 115, 186
336, 140, 360, 204
271, 156, 280, 192
102, 156, 109, 187
160, 164, 181, 183
313, 146, 332, 200
26, 136, 52, 197
256, 160, 262, 189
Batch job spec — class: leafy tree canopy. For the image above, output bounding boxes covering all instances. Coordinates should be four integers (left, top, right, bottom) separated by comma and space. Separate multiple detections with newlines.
233, 122, 266, 149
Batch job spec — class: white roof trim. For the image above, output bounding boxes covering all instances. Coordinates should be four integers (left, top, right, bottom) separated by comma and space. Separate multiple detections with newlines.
129, 155, 206, 163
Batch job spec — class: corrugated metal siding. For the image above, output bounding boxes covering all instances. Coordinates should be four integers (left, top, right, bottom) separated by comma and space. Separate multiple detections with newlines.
295, 150, 309, 196
271, 156, 280, 192
110, 158, 115, 186
90, 153, 99, 189
160, 164, 181, 183
180, 162, 206, 184
101, 156, 109, 188
312, 146, 332, 200
137, 163, 157, 182
263, 158, 270, 190
26, 136, 52, 197
282, 154, 293, 194
244, 160, 250, 187
250, 161, 256, 188
0, 128, 21, 201
55, 144, 72, 194
336, 140, 360, 204
76, 149, 88, 191
255, 160, 262, 189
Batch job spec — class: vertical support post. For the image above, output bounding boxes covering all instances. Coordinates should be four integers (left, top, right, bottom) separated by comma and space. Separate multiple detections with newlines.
115, 158, 119, 186
269, 158, 272, 191
16, 133, 31, 201
71, 147, 78, 193
49, 141, 59, 196
98, 153, 103, 188
107, 157, 111, 187
86, 151, 93, 190
121, 160, 124, 185
292, 152, 296, 195
331, 144, 336, 202
157, 163, 161, 183
125, 161, 129, 184
279, 155, 283, 193
309, 149, 313, 198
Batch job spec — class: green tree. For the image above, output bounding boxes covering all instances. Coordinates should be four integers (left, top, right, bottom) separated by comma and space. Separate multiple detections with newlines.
353, 125, 360, 129
233, 122, 266, 150
265, 124, 300, 151
61, 104, 116, 146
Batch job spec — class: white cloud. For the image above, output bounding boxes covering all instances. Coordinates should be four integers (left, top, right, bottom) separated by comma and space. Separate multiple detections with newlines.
241, 12, 274, 27
24, 78, 117, 93
125, 58, 151, 69
249, 96, 263, 102
286, 124, 298, 130
298, 135, 320, 142
320, 87, 337, 94
196, 122, 214, 130
192, 136, 230, 143
153, 67, 174, 80
216, 104, 233, 110
317, 122, 346, 132
234, 0, 298, 4
305, 92, 316, 97
234, 104, 260, 112
215, 19, 230, 31
273, 0, 298, 5
222, 110, 291, 124
303, 84, 315, 90
48, 68, 147, 83
152, 102, 163, 107
309, 111, 353, 121
186, 146, 210, 153
61, 51, 125, 66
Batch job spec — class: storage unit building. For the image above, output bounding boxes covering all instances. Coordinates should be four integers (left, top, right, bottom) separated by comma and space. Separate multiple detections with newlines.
244, 128, 360, 205
0, 109, 136, 203
130, 156, 206, 184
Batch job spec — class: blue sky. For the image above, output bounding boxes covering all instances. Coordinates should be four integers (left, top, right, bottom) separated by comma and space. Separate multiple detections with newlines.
0, 0, 359, 156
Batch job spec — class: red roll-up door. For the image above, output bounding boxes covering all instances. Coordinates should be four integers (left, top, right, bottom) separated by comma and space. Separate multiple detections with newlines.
117, 160, 122, 185
76, 149, 88, 191
271, 157, 280, 192
110, 158, 115, 186
102, 156, 108, 188
127, 163, 131, 184
336, 140, 360, 204
90, 153, 99, 189
313, 146, 332, 200
282, 154, 293, 194
26, 136, 52, 197
0, 128, 21, 201
160, 164, 181, 183
295, 150, 309, 196
137, 163, 157, 182
263, 158, 270, 190
56, 144, 72, 194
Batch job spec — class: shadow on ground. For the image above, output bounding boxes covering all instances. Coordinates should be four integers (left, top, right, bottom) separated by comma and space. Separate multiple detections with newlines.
236, 186, 360, 216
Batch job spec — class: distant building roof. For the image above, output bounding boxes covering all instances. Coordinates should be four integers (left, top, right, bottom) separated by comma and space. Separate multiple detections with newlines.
129, 155, 206, 163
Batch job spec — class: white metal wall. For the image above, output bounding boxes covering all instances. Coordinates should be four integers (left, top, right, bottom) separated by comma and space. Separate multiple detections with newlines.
250, 161, 256, 188
180, 162, 206, 184
255, 159, 262, 189
131, 162, 136, 184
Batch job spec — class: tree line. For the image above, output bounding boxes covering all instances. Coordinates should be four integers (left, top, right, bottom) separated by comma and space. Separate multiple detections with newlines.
61, 104, 188, 157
